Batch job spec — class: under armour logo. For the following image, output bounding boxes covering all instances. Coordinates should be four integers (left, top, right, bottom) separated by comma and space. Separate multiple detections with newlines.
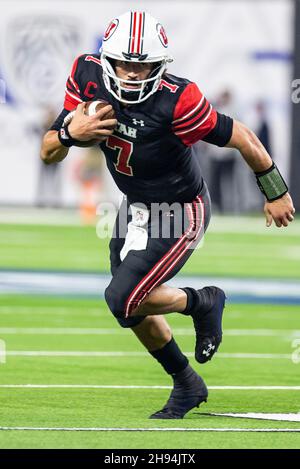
132, 118, 145, 126
202, 344, 215, 357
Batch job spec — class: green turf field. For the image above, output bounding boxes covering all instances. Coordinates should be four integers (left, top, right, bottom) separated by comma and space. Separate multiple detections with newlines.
0, 216, 300, 277
0, 216, 300, 448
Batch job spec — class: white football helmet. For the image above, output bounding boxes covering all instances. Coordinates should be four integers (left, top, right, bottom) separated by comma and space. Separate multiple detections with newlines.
100, 11, 173, 104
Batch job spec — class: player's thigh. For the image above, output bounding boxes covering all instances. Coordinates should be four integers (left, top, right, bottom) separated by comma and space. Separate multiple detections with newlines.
107, 194, 208, 318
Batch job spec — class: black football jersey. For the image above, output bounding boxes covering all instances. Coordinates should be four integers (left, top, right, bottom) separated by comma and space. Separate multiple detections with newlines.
51, 54, 233, 204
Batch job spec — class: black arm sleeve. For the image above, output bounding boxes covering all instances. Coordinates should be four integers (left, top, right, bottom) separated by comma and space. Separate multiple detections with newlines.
202, 112, 233, 147
48, 109, 70, 131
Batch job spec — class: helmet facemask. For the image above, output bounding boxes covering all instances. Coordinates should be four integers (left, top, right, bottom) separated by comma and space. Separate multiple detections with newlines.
101, 53, 168, 104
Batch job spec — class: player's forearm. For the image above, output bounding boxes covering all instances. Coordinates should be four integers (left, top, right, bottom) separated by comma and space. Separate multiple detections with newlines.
40, 130, 69, 164
226, 120, 272, 172
226, 119, 292, 211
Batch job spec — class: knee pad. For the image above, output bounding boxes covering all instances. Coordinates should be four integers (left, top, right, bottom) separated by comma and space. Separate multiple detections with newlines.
116, 315, 145, 329
104, 286, 145, 328
104, 285, 124, 319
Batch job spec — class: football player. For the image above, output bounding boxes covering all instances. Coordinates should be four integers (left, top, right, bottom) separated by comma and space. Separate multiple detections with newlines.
41, 11, 295, 419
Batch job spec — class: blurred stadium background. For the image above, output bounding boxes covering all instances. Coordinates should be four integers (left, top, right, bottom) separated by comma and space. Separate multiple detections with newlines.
0, 0, 300, 449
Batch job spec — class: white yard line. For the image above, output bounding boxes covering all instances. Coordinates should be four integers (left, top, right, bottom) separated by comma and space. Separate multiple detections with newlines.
210, 413, 300, 422
0, 327, 299, 337
0, 327, 129, 335
0, 385, 300, 390
0, 426, 299, 432
3, 351, 293, 359
216, 353, 292, 359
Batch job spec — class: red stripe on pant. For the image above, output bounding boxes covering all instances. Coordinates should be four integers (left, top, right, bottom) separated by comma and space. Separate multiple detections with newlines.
125, 196, 204, 317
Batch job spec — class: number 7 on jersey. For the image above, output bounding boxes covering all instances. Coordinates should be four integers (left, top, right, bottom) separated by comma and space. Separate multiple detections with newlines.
106, 135, 133, 176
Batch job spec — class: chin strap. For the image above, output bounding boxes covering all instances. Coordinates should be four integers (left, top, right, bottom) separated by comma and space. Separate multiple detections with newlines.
255, 162, 288, 201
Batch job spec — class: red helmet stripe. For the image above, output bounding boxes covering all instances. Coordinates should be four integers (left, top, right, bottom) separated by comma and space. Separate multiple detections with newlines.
130, 11, 137, 53
128, 11, 145, 55
137, 12, 143, 53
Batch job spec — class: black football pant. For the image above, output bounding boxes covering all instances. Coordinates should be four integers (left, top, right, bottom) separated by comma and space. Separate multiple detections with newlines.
105, 182, 211, 328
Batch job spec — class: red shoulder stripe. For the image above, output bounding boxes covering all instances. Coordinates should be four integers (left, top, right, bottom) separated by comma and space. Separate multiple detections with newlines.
64, 87, 83, 111
174, 105, 213, 135
172, 83, 217, 145
172, 99, 209, 131
172, 83, 204, 123
66, 78, 81, 97
172, 95, 204, 125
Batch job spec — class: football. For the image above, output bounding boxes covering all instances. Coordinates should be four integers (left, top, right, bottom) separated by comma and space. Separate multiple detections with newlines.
63, 100, 116, 147
84, 100, 115, 121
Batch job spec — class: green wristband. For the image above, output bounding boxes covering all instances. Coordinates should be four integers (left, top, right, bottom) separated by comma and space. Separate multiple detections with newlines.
255, 162, 288, 202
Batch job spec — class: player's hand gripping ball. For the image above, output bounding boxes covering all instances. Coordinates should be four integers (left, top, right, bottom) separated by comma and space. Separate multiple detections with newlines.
63, 100, 116, 147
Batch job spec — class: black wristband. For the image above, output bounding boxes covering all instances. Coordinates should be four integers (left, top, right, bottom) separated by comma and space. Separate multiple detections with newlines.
58, 124, 77, 148
255, 162, 288, 202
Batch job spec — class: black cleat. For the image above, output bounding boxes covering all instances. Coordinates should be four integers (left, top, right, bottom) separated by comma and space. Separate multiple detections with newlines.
149, 365, 208, 419
191, 286, 226, 363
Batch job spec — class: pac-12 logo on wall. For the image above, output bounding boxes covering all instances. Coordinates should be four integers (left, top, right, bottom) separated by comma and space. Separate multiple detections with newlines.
4, 15, 81, 106
156, 23, 168, 47
103, 19, 119, 41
